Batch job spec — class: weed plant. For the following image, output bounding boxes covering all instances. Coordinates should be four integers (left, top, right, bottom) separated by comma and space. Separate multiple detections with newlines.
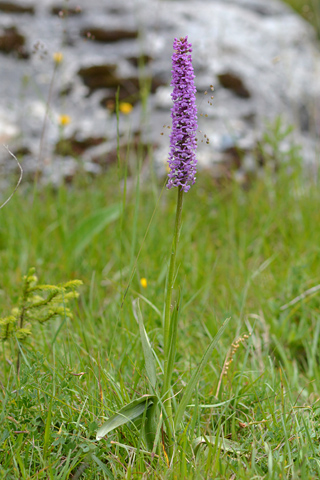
1, 122, 320, 477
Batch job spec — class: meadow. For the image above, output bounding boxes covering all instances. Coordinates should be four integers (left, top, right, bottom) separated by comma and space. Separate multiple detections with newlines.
1, 122, 320, 478
1, 1, 320, 479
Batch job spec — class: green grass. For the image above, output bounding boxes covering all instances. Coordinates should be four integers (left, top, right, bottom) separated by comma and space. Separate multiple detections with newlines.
1, 133, 320, 478
1, 3, 320, 476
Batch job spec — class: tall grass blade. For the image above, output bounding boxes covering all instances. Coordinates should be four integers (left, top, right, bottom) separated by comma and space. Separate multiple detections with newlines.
91, 454, 115, 479
67, 205, 121, 258
174, 317, 230, 429
43, 398, 52, 459
132, 299, 157, 388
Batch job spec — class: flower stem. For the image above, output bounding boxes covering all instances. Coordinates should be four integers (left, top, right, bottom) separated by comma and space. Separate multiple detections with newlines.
162, 187, 184, 453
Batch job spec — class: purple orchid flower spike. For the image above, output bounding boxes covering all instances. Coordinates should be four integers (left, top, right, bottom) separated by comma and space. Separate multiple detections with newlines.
167, 36, 198, 193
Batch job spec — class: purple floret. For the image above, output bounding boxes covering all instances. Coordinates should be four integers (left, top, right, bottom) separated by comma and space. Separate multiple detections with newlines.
167, 36, 198, 192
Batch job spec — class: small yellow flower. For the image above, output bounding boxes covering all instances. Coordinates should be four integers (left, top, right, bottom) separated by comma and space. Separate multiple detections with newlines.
140, 278, 147, 288
59, 114, 71, 126
53, 52, 63, 64
119, 102, 133, 115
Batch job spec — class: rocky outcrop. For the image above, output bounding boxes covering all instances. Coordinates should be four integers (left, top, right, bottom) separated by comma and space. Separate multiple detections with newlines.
0, 0, 319, 186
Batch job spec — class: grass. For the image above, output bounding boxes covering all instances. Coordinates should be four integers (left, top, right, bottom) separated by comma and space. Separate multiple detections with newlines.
1, 3, 320, 474
1, 131, 320, 478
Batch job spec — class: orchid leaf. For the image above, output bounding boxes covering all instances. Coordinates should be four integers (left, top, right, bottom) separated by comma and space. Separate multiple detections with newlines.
144, 398, 160, 451
96, 395, 156, 441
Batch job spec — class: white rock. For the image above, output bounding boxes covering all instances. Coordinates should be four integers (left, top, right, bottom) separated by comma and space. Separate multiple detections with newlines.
0, 0, 319, 183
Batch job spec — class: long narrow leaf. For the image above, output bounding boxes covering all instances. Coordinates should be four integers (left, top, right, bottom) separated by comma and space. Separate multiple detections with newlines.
91, 454, 115, 479
133, 292, 162, 319
43, 398, 52, 459
193, 435, 244, 455
144, 398, 160, 451
132, 299, 157, 388
96, 395, 156, 440
174, 317, 230, 429
67, 205, 121, 258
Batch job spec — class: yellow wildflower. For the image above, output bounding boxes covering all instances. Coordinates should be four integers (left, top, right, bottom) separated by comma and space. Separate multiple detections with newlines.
119, 102, 133, 114
140, 278, 147, 288
59, 114, 71, 126
53, 52, 63, 64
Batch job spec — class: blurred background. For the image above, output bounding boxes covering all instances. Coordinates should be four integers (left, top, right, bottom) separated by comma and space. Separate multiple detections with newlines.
0, 0, 319, 190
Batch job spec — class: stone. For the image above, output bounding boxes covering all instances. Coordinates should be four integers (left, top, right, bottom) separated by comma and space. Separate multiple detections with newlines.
80, 27, 139, 43
217, 72, 251, 99
0, 115, 19, 144
77, 64, 119, 91
41, 156, 78, 186
127, 54, 153, 68
54, 135, 106, 157
0, 1, 34, 14
50, 5, 82, 16
0, 26, 28, 58
0, 0, 319, 186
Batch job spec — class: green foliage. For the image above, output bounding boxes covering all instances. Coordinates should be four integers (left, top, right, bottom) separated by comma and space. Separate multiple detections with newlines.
2, 118, 320, 477
260, 116, 301, 169
0, 267, 82, 342
174, 317, 230, 430
96, 395, 157, 440
66, 205, 121, 259
0, 352, 119, 479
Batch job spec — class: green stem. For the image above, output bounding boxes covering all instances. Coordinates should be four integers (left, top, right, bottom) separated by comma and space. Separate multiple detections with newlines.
16, 276, 29, 377
162, 187, 184, 455
164, 188, 184, 355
